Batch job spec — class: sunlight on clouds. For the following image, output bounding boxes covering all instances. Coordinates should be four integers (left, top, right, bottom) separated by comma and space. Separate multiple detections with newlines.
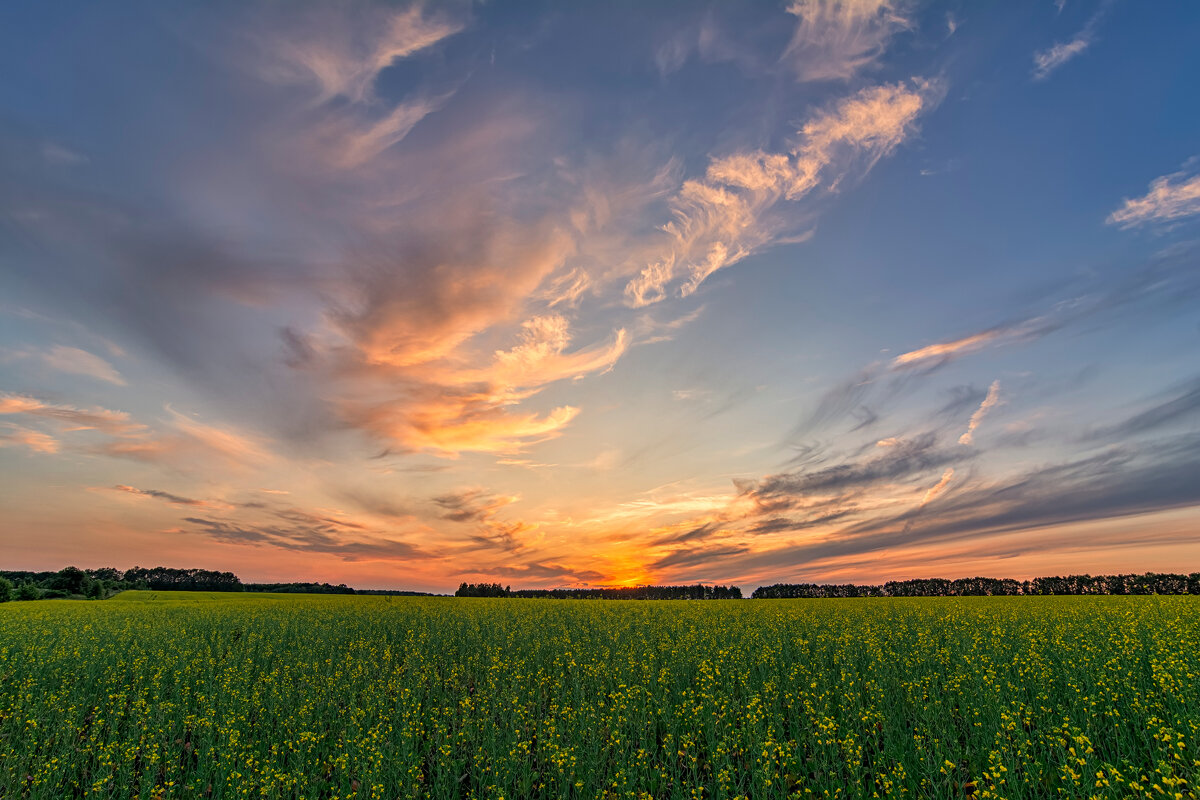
1107, 168, 1200, 228
0, 423, 60, 454
625, 80, 937, 307
918, 467, 954, 506
0, 393, 143, 434
783, 0, 912, 82
1031, 6, 1107, 82
958, 380, 1000, 445
892, 330, 1003, 367
257, 5, 463, 104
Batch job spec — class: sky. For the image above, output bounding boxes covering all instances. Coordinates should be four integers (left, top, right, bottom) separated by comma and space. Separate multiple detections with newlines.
2, 0, 1199, 593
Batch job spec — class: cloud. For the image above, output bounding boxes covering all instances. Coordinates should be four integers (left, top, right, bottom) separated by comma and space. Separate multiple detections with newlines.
0, 393, 143, 434
651, 544, 750, 571
856, 438, 1200, 543
1106, 166, 1200, 228
892, 330, 1006, 368
256, 4, 465, 104
0, 393, 272, 471
95, 409, 272, 470
958, 380, 1000, 445
1032, 5, 1108, 81
0, 423, 59, 454
470, 561, 606, 584
432, 488, 534, 549
918, 467, 954, 506
433, 488, 518, 522
782, 0, 912, 82
41, 345, 126, 385
107, 484, 236, 510
182, 515, 428, 562
748, 432, 967, 507
308, 94, 451, 170
625, 79, 938, 306
41, 142, 87, 166
1088, 376, 1200, 440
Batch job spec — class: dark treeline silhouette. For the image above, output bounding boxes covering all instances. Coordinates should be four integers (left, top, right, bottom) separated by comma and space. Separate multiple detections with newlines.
242, 582, 435, 596
0, 566, 243, 601
5, 567, 1198, 604
124, 566, 243, 592
752, 572, 1200, 598
245, 582, 354, 594
0, 566, 436, 601
455, 582, 743, 599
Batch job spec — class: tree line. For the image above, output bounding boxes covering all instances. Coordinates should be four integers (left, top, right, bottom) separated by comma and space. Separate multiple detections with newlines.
0, 566, 437, 602
0, 566, 245, 601
4, 567, 1199, 603
751, 572, 1200, 598
454, 582, 744, 599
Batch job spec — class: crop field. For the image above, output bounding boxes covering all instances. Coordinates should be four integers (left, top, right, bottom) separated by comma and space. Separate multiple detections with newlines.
1, 594, 1198, 800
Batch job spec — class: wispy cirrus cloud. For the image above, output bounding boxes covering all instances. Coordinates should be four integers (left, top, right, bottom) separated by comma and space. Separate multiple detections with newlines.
105, 484, 236, 510
182, 515, 429, 562
94, 409, 271, 471
2, 345, 126, 385
782, 0, 912, 82
958, 380, 1000, 445
0, 392, 271, 470
255, 4, 465, 104
1107, 164, 1200, 228
1032, 2, 1112, 81
625, 79, 939, 307
0, 393, 143, 435
0, 423, 60, 454
432, 488, 535, 550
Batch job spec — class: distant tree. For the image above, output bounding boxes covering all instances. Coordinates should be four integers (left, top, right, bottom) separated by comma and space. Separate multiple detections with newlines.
49, 566, 90, 596
0, 576, 12, 602
456, 582, 511, 597
16, 582, 42, 601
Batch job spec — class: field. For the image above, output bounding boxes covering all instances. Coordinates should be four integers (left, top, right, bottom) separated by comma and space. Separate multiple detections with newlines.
1, 594, 1198, 799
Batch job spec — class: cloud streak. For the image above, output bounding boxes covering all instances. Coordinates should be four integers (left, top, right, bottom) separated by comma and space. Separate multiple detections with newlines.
625, 79, 938, 307
1107, 165, 1200, 228
1032, 5, 1108, 81
958, 380, 1000, 445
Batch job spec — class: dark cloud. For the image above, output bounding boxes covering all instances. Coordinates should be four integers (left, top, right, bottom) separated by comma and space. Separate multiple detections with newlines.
751, 433, 967, 505
337, 489, 412, 520
937, 385, 988, 419
432, 489, 532, 551
114, 485, 207, 506
181, 516, 426, 562
651, 545, 750, 571
722, 435, 1200, 578
474, 561, 606, 584
1089, 376, 1200, 440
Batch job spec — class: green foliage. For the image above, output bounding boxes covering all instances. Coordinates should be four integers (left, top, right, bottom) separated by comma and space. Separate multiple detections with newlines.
0, 576, 12, 602
1, 593, 1198, 798
14, 582, 42, 601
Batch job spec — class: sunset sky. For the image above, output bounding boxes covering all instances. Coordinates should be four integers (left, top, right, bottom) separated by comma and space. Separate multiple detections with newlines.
2, 1, 1199, 592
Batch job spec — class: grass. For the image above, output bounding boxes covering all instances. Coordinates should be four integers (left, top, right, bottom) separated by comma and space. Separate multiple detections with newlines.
1, 592, 1197, 799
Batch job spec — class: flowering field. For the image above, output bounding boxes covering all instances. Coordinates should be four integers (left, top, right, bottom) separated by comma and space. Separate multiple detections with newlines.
1, 593, 1197, 799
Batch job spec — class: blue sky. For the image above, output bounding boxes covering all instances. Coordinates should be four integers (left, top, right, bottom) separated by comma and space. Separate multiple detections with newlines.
2, 0, 1199, 591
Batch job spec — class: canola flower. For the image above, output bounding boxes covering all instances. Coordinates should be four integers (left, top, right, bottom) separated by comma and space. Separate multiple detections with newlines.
0, 592, 1197, 799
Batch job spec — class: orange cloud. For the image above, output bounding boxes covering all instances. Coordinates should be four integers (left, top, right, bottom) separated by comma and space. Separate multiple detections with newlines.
0, 393, 143, 434
625, 80, 937, 306
891, 330, 1002, 367
0, 423, 60, 454
1107, 169, 1200, 228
